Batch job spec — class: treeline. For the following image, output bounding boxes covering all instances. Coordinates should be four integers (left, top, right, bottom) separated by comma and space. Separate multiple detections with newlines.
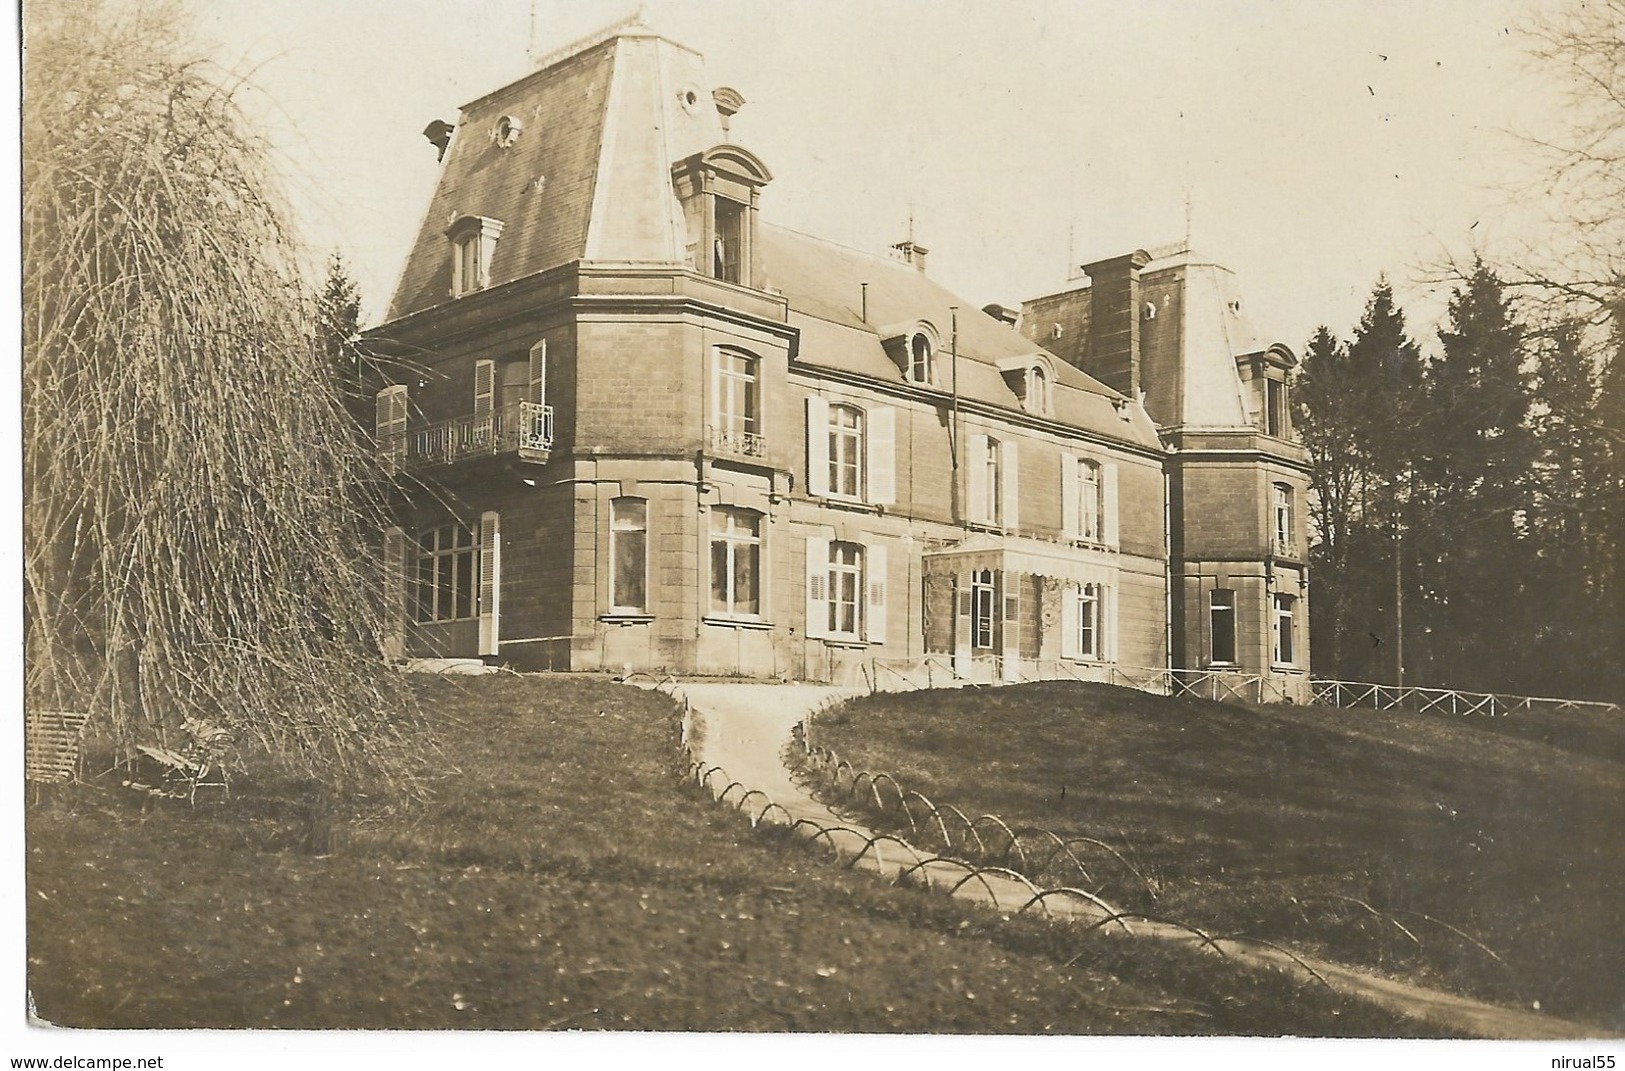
1296, 263, 1624, 700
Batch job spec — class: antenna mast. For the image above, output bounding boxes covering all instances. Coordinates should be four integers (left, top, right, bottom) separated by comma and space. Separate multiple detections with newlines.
528, 0, 539, 64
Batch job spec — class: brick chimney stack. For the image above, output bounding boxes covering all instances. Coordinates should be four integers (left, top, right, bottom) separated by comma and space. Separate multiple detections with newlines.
1083, 249, 1151, 399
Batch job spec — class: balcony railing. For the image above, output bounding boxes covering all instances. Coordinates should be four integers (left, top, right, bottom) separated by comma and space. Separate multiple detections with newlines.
709, 424, 766, 459
383, 402, 554, 470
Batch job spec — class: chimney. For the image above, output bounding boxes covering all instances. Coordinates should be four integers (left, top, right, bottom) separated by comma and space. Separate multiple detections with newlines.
892, 238, 929, 273
1082, 249, 1151, 399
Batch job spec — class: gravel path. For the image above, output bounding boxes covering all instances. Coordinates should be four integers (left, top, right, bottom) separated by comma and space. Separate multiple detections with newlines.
663, 680, 1613, 1040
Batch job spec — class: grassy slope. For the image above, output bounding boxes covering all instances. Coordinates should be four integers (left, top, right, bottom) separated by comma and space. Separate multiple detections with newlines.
812, 682, 1625, 1027
26, 676, 1423, 1034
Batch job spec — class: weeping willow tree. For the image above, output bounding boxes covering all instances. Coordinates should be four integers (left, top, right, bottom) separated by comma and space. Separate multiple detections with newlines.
23, 0, 430, 794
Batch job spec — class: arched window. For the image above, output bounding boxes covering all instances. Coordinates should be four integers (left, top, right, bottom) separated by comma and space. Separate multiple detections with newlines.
711, 348, 763, 456
826, 541, 864, 638
1077, 460, 1102, 543
908, 332, 934, 385
1273, 483, 1294, 555
1026, 365, 1051, 415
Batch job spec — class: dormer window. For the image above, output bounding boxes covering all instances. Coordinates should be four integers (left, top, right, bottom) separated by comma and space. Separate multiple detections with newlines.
997, 355, 1054, 415
447, 215, 504, 297
908, 333, 934, 385
672, 145, 773, 290
1025, 365, 1051, 415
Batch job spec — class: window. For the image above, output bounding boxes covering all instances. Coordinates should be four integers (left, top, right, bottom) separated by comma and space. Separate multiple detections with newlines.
826, 541, 863, 637
1077, 460, 1102, 543
806, 399, 895, 505
1076, 584, 1102, 660
610, 498, 648, 613
1210, 588, 1236, 665
968, 434, 1016, 528
447, 216, 504, 297
971, 569, 996, 650
714, 197, 746, 283
709, 507, 761, 617
1266, 378, 1287, 437
415, 525, 479, 622
828, 404, 864, 498
712, 349, 762, 456
374, 384, 408, 472
1273, 483, 1294, 556
1273, 593, 1296, 666
908, 332, 934, 385
981, 437, 1002, 524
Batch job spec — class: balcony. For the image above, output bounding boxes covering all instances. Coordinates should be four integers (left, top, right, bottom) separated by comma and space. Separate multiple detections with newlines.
709, 424, 766, 459
383, 401, 554, 471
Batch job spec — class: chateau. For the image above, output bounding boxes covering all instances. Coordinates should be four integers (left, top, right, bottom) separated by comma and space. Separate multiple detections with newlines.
369, 19, 1312, 697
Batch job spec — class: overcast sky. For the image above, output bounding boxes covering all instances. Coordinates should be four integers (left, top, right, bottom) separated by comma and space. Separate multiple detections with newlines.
193, 0, 1572, 354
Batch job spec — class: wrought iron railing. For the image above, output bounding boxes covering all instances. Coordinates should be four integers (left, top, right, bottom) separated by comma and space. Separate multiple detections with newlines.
709, 424, 766, 459
387, 402, 554, 468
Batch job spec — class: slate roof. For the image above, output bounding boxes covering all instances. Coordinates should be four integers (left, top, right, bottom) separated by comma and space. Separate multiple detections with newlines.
762, 226, 1163, 450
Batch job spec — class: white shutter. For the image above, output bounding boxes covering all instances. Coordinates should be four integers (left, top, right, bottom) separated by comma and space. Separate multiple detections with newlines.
529, 339, 547, 406
478, 511, 501, 656
966, 433, 988, 524
375, 385, 408, 472
805, 396, 830, 497
1104, 585, 1118, 662
473, 359, 495, 417
382, 526, 408, 661
1103, 461, 1120, 549
1000, 439, 1020, 532
1001, 577, 1021, 681
1060, 584, 1079, 659
804, 535, 830, 641
1061, 454, 1080, 540
866, 407, 896, 506
864, 541, 888, 644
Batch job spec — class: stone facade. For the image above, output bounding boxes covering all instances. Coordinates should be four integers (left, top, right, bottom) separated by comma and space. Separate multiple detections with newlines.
369, 18, 1309, 697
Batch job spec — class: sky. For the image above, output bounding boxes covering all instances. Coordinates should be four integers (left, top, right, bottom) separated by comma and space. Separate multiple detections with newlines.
187, 0, 1576, 355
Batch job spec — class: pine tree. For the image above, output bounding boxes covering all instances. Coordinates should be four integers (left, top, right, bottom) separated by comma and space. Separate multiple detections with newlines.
1295, 325, 1361, 676
317, 252, 367, 434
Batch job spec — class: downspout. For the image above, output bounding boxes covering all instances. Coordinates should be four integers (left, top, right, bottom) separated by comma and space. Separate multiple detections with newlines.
950, 306, 961, 528
1164, 467, 1174, 672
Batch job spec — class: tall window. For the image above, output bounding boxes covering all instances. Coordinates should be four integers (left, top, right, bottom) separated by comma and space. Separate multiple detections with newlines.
710, 507, 761, 617
448, 216, 503, 297
908, 333, 934, 385
826, 542, 863, 637
1078, 460, 1102, 543
713, 349, 761, 455
971, 569, 996, 649
1076, 584, 1103, 660
828, 405, 865, 498
1210, 588, 1236, 665
1026, 365, 1051, 415
455, 235, 481, 295
1273, 483, 1294, 555
1266, 378, 1287, 437
714, 198, 746, 283
981, 437, 1003, 525
1273, 593, 1297, 666
610, 498, 648, 613
415, 525, 479, 622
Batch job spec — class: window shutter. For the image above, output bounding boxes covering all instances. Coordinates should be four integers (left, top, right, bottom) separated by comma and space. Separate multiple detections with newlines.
966, 433, 988, 524
529, 339, 547, 406
1102, 461, 1120, 549
382, 526, 408, 661
375, 385, 408, 473
999, 439, 1020, 532
1060, 585, 1080, 659
478, 511, 501, 656
1103, 586, 1118, 662
473, 359, 495, 417
804, 535, 830, 641
805, 396, 830, 497
866, 407, 896, 506
864, 542, 887, 644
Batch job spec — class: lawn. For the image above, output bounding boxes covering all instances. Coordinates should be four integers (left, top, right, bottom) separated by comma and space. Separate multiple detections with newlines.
806, 681, 1625, 1028
26, 674, 1424, 1034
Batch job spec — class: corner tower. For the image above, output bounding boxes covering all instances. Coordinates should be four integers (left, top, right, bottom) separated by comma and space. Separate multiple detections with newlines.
1023, 247, 1312, 699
